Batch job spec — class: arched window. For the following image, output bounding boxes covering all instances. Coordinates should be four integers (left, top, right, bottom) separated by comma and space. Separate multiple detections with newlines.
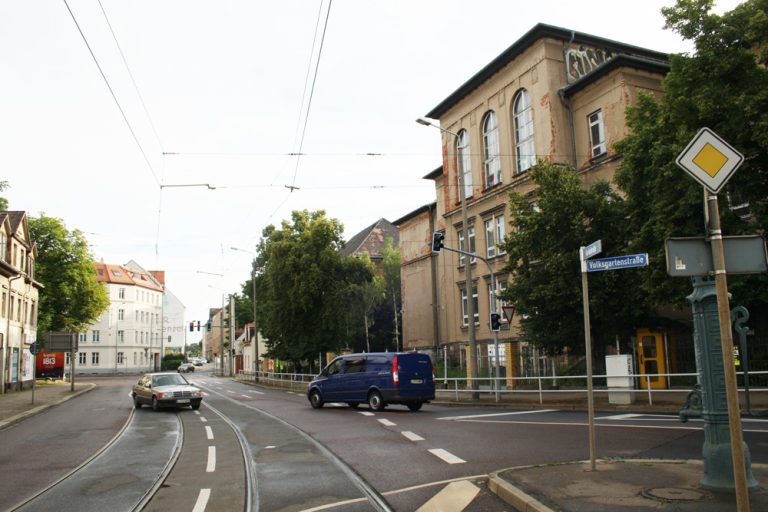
513, 90, 536, 173
456, 129, 473, 199
482, 111, 501, 187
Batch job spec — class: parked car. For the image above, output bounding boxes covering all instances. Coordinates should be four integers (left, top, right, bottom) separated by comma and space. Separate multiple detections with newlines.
178, 363, 195, 373
192, 358, 204, 366
132, 372, 204, 411
307, 352, 435, 411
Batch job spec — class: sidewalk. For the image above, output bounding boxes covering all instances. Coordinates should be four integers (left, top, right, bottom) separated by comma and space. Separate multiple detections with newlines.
0, 380, 95, 430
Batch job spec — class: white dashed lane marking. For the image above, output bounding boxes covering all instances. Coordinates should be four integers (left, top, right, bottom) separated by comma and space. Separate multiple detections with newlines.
378, 419, 396, 427
205, 426, 214, 440
428, 449, 465, 464
192, 488, 211, 512
358, 411, 375, 417
206, 446, 216, 472
401, 431, 424, 442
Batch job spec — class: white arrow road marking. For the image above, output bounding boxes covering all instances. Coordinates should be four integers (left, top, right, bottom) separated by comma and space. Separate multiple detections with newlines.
378, 419, 396, 427
401, 431, 424, 442
205, 426, 214, 440
206, 446, 216, 472
437, 409, 558, 421
192, 489, 211, 512
416, 480, 480, 512
428, 449, 465, 464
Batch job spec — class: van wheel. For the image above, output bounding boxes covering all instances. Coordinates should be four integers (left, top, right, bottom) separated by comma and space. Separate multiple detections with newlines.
368, 391, 385, 411
348, 403, 359, 409
309, 390, 324, 409
407, 401, 423, 411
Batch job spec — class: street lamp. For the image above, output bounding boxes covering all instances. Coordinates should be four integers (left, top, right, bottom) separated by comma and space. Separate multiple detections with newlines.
231, 246, 259, 380
416, 117, 480, 398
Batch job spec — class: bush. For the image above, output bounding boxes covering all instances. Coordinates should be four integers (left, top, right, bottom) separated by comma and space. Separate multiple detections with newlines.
161, 353, 186, 371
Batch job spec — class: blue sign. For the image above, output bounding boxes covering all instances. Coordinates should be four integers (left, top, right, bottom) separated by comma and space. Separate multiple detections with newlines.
586, 253, 649, 272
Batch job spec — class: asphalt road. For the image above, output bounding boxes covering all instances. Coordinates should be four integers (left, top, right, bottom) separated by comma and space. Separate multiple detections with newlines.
4, 371, 768, 512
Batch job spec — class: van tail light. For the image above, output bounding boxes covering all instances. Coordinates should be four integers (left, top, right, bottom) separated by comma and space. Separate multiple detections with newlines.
392, 355, 399, 385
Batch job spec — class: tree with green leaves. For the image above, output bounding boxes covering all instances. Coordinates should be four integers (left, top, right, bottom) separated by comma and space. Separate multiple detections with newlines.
500, 162, 649, 355
29, 214, 109, 339
381, 238, 402, 351
615, 0, 768, 311
0, 181, 8, 211
254, 210, 374, 366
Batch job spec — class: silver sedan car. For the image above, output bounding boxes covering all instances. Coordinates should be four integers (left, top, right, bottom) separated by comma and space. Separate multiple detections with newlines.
132, 372, 204, 411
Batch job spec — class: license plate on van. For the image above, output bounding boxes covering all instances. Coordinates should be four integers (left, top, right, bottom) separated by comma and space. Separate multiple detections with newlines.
410, 379, 423, 384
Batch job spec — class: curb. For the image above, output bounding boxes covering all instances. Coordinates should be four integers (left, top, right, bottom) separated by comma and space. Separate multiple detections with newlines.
488, 470, 555, 512
0, 382, 97, 431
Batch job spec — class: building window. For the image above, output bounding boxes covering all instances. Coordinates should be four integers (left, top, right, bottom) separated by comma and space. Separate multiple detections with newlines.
118, 309, 124, 321
588, 110, 606, 158
485, 215, 507, 258
92, 330, 100, 342
79, 332, 86, 343
65, 352, 71, 366
118, 330, 124, 343
92, 352, 99, 365
488, 281, 508, 313
461, 286, 480, 326
456, 129, 473, 199
458, 227, 476, 266
117, 352, 124, 364
514, 89, 536, 174
78, 352, 86, 365
483, 111, 501, 187
118, 287, 125, 299
133, 352, 137, 365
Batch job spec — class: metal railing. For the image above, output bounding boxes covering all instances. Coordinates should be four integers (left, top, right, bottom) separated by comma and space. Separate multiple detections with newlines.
235, 369, 768, 407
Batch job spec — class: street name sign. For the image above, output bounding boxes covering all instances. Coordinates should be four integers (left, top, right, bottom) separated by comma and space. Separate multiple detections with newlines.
676, 127, 744, 193
586, 253, 649, 272
583, 240, 602, 260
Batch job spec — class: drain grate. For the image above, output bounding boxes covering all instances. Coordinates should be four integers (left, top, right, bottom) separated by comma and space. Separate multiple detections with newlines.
641, 487, 710, 503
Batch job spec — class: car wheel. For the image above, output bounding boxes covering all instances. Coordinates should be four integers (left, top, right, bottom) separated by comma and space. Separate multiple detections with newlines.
152, 396, 159, 411
347, 403, 360, 409
133, 394, 142, 409
407, 401, 423, 411
368, 391, 385, 411
309, 389, 324, 409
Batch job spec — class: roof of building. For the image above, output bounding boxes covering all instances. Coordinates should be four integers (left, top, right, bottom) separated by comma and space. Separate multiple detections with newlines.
94, 261, 164, 292
425, 23, 668, 119
392, 202, 437, 226
341, 218, 399, 259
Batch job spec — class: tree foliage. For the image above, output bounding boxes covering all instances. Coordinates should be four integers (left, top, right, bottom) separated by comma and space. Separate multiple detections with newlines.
615, 0, 768, 309
500, 162, 649, 355
0, 181, 8, 211
29, 214, 109, 338
254, 210, 374, 365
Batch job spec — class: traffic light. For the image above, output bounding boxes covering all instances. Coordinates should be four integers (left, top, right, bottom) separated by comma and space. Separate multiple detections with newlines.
490, 313, 501, 332
432, 231, 444, 252
197, 321, 201, 331
189, 321, 195, 332
206, 320, 212, 332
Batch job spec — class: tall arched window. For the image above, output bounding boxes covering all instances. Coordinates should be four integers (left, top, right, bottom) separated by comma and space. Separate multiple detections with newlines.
514, 89, 536, 174
482, 111, 501, 187
456, 129, 473, 199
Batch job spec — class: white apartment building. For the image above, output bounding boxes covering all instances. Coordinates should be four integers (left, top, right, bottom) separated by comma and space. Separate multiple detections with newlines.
74, 261, 164, 374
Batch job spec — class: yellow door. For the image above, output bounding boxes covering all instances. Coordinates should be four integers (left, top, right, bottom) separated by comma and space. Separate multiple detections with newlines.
636, 329, 668, 389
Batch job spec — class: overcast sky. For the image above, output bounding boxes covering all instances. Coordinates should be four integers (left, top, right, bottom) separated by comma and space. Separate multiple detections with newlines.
0, 0, 740, 342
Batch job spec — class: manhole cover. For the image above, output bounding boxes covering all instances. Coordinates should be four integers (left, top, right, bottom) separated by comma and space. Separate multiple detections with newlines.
641, 487, 710, 503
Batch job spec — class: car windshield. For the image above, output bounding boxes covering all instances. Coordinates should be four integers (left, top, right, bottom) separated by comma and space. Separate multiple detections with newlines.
152, 374, 188, 387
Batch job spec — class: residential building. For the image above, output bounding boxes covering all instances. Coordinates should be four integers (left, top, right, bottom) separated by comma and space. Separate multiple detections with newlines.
163, 288, 186, 355
402, 24, 672, 383
341, 218, 399, 268
82, 261, 164, 374
0, 211, 42, 392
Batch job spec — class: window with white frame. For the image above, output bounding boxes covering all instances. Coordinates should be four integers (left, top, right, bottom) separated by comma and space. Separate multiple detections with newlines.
118, 330, 124, 343
458, 227, 476, 266
79, 332, 86, 343
514, 89, 536, 173
92, 330, 100, 342
456, 129, 473, 199
484, 214, 506, 258
488, 281, 508, 315
65, 352, 71, 366
117, 352, 124, 364
118, 308, 124, 321
78, 352, 86, 365
118, 287, 125, 299
461, 286, 480, 326
91, 352, 99, 365
588, 110, 606, 158
483, 111, 501, 187
133, 352, 137, 365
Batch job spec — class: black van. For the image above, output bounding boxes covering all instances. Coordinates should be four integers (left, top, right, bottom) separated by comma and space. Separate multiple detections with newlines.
307, 352, 435, 411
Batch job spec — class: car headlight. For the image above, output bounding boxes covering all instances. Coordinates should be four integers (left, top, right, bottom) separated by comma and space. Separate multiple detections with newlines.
194, 390, 204, 398
155, 391, 165, 399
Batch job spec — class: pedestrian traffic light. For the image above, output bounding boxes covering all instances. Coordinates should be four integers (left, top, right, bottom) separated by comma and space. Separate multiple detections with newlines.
490, 313, 501, 332
432, 231, 444, 252
197, 320, 201, 331
189, 321, 195, 332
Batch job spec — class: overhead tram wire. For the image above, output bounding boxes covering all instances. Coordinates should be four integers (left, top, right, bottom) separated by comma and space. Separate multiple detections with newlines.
63, 0, 161, 188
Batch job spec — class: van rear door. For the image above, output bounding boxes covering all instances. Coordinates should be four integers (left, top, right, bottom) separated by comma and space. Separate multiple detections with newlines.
396, 354, 434, 398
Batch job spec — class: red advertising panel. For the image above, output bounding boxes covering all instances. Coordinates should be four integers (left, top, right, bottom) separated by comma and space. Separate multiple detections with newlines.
36, 350, 65, 379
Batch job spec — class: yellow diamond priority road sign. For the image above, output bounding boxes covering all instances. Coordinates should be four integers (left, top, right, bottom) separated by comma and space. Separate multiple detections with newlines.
676, 127, 744, 193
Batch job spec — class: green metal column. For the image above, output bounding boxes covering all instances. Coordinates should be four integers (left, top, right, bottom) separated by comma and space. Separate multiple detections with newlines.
688, 277, 758, 492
